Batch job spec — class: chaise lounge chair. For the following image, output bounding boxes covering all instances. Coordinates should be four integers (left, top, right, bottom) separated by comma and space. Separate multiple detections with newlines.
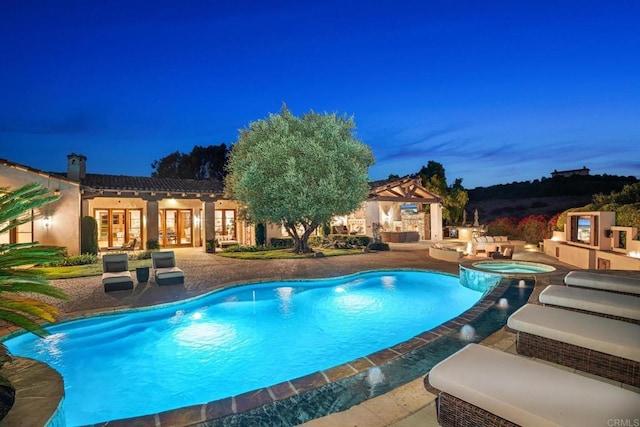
539, 284, 640, 324
564, 270, 640, 295
101, 253, 134, 292
428, 343, 640, 427
507, 304, 640, 387
151, 251, 184, 286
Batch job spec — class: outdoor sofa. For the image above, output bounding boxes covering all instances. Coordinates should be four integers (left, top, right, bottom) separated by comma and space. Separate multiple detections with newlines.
507, 304, 640, 387
217, 235, 239, 248
428, 343, 640, 427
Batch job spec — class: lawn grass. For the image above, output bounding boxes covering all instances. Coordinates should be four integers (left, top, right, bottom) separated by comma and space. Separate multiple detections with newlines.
31, 248, 364, 279
33, 259, 153, 280
215, 247, 364, 259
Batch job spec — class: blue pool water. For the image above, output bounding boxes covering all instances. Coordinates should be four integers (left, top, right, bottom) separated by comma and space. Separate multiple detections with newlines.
472, 260, 556, 274
4, 270, 482, 426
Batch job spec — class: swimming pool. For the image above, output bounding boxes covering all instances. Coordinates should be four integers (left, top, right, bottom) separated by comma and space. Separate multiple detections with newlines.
3, 270, 483, 426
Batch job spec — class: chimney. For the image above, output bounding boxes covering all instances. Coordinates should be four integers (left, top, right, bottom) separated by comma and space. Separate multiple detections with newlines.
67, 153, 87, 181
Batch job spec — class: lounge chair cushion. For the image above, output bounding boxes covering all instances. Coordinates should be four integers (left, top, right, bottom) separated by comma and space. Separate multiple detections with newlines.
564, 271, 640, 295
153, 257, 175, 269
102, 271, 133, 284
104, 260, 127, 273
155, 266, 183, 279
539, 285, 640, 321
429, 344, 640, 427
101, 271, 133, 292
154, 266, 184, 285
507, 304, 640, 362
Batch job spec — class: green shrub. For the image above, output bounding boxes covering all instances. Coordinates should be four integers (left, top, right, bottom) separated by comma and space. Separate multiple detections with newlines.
319, 234, 371, 249
222, 245, 262, 252
368, 242, 390, 251
146, 239, 160, 250
615, 203, 640, 229
50, 253, 99, 267
205, 239, 216, 253
134, 250, 153, 260
329, 234, 371, 247
255, 223, 266, 246
270, 237, 294, 248
81, 216, 99, 255
308, 236, 325, 247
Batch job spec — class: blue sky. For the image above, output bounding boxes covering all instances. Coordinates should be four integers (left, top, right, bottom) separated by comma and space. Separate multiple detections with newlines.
1, 1, 638, 188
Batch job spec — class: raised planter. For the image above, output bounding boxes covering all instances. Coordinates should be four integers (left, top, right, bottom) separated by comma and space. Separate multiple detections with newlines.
429, 246, 463, 262
381, 231, 420, 243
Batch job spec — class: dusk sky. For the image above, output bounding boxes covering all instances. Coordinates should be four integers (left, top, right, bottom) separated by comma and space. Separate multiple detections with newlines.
1, 1, 638, 188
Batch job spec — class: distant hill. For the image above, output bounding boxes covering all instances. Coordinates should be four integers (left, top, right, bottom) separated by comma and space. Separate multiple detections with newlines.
466, 174, 638, 223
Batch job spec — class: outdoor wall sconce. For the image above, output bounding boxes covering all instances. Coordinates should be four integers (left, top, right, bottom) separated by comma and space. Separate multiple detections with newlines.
43, 217, 51, 227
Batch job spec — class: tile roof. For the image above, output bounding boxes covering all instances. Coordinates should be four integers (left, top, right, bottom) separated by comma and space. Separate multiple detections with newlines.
0, 158, 78, 184
80, 174, 223, 194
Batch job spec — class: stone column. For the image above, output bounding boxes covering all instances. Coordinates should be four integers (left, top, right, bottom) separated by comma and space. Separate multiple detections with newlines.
429, 202, 443, 241
146, 200, 159, 249
204, 201, 216, 245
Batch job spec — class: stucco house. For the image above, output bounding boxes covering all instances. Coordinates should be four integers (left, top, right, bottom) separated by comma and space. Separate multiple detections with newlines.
1, 154, 443, 255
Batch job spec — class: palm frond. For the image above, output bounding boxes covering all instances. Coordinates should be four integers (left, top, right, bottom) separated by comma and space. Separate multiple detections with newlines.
0, 309, 48, 337
0, 279, 70, 299
0, 183, 60, 231
0, 294, 60, 323
0, 183, 68, 337
0, 245, 64, 268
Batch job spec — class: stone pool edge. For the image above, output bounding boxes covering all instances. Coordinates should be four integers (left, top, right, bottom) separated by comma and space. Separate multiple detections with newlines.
91, 276, 525, 427
0, 269, 527, 427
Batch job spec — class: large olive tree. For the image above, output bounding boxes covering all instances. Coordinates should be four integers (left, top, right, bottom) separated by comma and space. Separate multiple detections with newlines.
225, 106, 375, 254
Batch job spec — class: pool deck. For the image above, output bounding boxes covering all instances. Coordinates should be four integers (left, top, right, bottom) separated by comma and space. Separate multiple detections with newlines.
3, 242, 638, 426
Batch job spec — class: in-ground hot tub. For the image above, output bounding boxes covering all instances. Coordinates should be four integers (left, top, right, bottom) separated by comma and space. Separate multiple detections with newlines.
459, 260, 556, 293
471, 260, 556, 274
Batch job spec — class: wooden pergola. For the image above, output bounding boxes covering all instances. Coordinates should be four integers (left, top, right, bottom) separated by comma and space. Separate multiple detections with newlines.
367, 177, 444, 241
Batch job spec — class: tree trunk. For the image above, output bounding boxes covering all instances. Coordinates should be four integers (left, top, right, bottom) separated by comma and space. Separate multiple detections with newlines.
288, 223, 318, 254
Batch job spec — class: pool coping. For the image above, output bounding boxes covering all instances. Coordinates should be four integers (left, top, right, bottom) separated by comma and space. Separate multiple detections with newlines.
82, 271, 523, 427
0, 268, 533, 427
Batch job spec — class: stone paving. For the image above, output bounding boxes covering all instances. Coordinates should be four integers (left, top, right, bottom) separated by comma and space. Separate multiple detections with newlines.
2, 243, 580, 426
